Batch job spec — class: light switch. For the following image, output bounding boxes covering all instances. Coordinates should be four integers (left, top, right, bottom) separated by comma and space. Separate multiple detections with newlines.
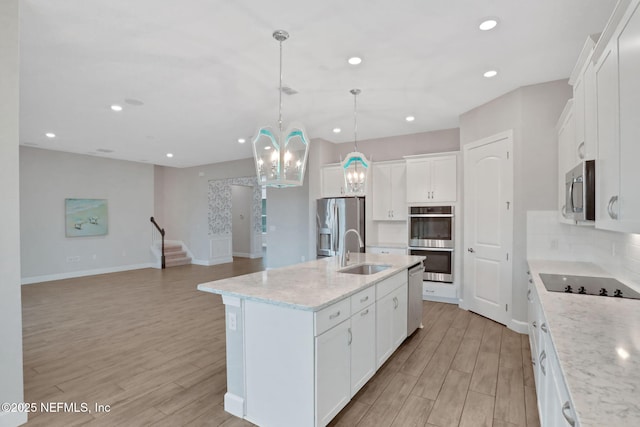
228, 313, 237, 331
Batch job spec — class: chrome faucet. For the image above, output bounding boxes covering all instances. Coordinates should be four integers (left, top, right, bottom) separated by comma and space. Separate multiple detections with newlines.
341, 228, 364, 267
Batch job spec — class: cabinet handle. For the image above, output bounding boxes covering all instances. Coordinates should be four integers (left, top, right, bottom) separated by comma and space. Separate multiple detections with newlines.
393, 296, 398, 309
360, 308, 369, 317
348, 327, 352, 345
527, 289, 532, 301
539, 350, 547, 376
528, 278, 533, 284
562, 401, 576, 426
532, 321, 537, 328
531, 357, 536, 366
391, 210, 394, 218
608, 195, 619, 220
561, 204, 568, 219
360, 296, 369, 303
541, 323, 548, 333
329, 311, 341, 320
577, 141, 586, 160
467, 248, 475, 253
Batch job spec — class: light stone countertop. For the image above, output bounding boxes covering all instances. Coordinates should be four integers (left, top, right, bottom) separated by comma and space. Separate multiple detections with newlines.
197, 253, 424, 311
366, 242, 408, 249
527, 260, 640, 427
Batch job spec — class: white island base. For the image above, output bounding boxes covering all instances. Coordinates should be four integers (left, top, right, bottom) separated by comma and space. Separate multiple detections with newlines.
197, 254, 423, 427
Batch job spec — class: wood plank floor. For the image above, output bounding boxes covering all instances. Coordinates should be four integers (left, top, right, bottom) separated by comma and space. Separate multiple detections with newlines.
21, 259, 539, 427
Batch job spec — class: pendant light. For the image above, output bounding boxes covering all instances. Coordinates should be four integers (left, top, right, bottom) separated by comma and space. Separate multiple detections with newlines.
252, 30, 310, 188
341, 89, 369, 195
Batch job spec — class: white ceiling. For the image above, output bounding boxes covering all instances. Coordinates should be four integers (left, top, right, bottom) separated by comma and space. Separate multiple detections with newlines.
19, 0, 617, 168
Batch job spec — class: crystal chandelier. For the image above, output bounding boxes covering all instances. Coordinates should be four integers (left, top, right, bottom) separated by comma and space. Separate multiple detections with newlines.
341, 89, 369, 194
252, 30, 310, 188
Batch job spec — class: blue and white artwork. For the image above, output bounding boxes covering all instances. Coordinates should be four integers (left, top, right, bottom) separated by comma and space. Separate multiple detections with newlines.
65, 198, 108, 237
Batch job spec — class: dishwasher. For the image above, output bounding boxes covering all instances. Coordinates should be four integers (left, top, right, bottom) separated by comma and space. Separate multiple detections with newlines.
407, 263, 424, 336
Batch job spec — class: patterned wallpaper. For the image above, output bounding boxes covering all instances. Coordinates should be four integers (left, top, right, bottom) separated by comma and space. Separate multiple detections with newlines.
208, 176, 262, 236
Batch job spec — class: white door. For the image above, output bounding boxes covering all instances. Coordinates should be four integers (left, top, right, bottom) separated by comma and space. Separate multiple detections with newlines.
463, 131, 513, 325
372, 164, 392, 220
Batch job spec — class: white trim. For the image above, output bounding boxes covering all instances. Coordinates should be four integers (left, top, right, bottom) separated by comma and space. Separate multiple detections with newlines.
510, 318, 529, 334
191, 256, 233, 266
232, 251, 263, 259
222, 295, 242, 307
0, 410, 28, 427
423, 295, 459, 305
224, 393, 245, 418
403, 150, 461, 161
21, 263, 154, 285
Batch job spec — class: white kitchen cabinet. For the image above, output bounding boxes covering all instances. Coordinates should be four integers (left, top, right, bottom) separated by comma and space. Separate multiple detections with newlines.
350, 304, 376, 396
570, 35, 599, 163
556, 100, 576, 224
375, 273, 408, 368
321, 164, 345, 197
594, 0, 640, 233
527, 269, 578, 427
405, 154, 457, 203
372, 161, 406, 220
315, 319, 351, 426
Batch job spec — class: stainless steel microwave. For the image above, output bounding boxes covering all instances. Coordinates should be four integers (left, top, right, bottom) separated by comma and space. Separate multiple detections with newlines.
564, 160, 595, 221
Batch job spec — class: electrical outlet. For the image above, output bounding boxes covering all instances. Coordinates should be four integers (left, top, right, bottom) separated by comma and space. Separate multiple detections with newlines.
228, 313, 237, 331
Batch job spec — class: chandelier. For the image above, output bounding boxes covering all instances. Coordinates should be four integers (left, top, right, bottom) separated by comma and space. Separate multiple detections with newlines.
341, 89, 369, 194
251, 30, 310, 188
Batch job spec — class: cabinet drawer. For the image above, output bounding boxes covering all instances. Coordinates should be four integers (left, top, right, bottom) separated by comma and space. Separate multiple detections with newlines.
367, 246, 407, 255
423, 282, 456, 299
351, 286, 375, 313
376, 271, 407, 300
315, 298, 351, 336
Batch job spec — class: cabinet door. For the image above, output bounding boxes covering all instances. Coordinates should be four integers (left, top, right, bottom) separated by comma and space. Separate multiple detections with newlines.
406, 160, 431, 203
573, 72, 586, 161
583, 60, 598, 160
557, 102, 575, 224
375, 291, 395, 368
617, 2, 640, 232
391, 283, 408, 350
372, 164, 392, 220
430, 156, 457, 202
321, 165, 345, 198
389, 163, 407, 220
595, 43, 621, 230
350, 305, 376, 396
315, 320, 351, 426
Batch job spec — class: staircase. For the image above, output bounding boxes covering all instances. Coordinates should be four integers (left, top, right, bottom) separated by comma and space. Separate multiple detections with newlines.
163, 242, 192, 268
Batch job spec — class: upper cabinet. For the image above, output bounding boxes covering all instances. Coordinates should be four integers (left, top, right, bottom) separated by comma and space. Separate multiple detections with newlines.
569, 34, 599, 163
593, 0, 640, 232
372, 161, 406, 221
557, 100, 576, 224
321, 164, 346, 198
405, 154, 457, 204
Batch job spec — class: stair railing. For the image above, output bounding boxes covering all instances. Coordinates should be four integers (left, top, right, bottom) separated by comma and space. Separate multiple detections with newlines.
150, 217, 166, 269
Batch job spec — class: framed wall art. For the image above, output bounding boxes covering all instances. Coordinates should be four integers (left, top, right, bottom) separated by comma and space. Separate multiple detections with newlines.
65, 198, 108, 237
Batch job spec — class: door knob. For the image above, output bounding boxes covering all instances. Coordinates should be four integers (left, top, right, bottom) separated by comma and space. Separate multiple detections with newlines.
467, 248, 475, 253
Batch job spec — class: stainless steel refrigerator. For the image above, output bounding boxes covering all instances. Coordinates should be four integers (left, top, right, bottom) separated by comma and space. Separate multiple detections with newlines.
317, 197, 365, 258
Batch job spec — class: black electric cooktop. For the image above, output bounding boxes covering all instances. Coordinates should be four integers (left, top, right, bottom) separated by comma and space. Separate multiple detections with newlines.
539, 273, 640, 300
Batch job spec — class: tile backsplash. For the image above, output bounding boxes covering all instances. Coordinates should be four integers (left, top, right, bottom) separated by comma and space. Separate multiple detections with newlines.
527, 211, 640, 284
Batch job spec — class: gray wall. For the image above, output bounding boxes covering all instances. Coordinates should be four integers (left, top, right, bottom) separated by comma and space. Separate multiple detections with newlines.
155, 158, 255, 261
0, 0, 26, 424
231, 184, 252, 255
20, 147, 155, 282
459, 79, 571, 323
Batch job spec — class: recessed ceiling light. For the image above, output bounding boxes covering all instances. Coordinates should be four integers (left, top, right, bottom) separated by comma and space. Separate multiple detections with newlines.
45, 132, 56, 138
333, 128, 341, 133
479, 19, 498, 31
238, 138, 246, 143
484, 70, 498, 78
166, 153, 173, 158
348, 57, 362, 65
405, 116, 415, 122
111, 105, 123, 112
264, 146, 271, 150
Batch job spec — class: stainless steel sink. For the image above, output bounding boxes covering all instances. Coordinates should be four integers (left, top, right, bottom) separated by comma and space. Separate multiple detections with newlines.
340, 264, 391, 275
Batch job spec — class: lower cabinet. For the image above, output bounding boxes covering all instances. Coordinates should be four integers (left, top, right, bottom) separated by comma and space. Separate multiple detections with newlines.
376, 278, 408, 368
527, 270, 578, 427
350, 304, 376, 395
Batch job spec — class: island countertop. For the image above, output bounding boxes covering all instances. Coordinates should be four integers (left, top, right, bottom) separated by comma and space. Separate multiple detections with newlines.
527, 260, 640, 427
197, 253, 424, 311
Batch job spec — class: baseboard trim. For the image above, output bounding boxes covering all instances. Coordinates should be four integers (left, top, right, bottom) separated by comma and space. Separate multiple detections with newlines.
510, 318, 529, 334
232, 252, 251, 258
0, 409, 28, 427
423, 295, 459, 305
224, 392, 245, 418
192, 256, 233, 266
21, 263, 154, 285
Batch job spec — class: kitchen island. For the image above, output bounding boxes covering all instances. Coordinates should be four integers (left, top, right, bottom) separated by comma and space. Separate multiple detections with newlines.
197, 253, 424, 427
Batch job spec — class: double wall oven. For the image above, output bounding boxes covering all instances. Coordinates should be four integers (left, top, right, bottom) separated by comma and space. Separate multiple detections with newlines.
408, 206, 454, 283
